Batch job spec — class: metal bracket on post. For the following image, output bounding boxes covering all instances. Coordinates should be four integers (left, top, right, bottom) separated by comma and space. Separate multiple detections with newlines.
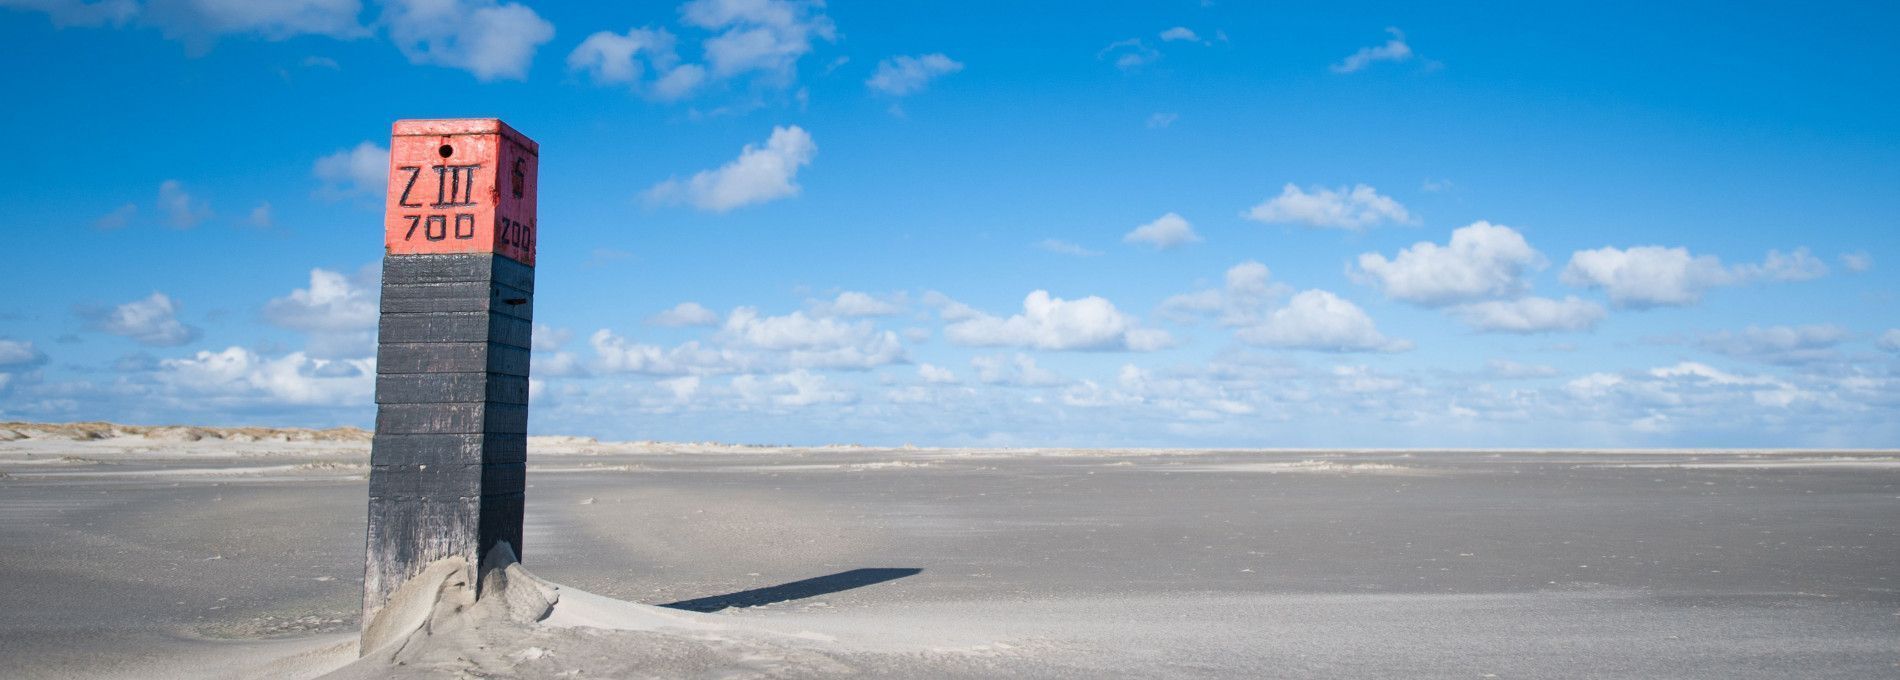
363, 118, 539, 628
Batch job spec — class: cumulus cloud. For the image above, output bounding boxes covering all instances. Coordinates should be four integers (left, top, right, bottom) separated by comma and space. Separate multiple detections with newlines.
649, 302, 721, 327
157, 180, 209, 228
1244, 183, 1411, 229
866, 53, 963, 96
681, 0, 834, 80
1737, 247, 1828, 282
262, 268, 377, 358
313, 141, 389, 198
1122, 212, 1202, 250
1560, 246, 1825, 308
0, 339, 48, 368
590, 331, 752, 376
567, 26, 677, 85
1697, 325, 1848, 365
1158, 260, 1288, 326
972, 353, 1065, 387
917, 363, 957, 384
159, 346, 372, 406
645, 125, 816, 212
945, 290, 1172, 352
1356, 222, 1544, 305
1561, 245, 1732, 308
380, 0, 554, 81
1159, 26, 1199, 42
809, 291, 903, 318
731, 370, 852, 408
719, 307, 904, 369
1331, 27, 1412, 73
1234, 289, 1410, 352
85, 292, 200, 347
1450, 296, 1606, 334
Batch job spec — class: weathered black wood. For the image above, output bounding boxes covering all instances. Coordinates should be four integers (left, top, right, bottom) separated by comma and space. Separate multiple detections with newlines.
366, 251, 534, 625
370, 433, 526, 465
380, 282, 534, 320
378, 312, 532, 348
376, 373, 530, 405
376, 342, 531, 375
382, 253, 534, 292
375, 402, 529, 434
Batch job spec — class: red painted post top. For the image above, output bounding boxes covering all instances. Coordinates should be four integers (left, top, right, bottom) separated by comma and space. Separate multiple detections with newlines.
384, 118, 538, 266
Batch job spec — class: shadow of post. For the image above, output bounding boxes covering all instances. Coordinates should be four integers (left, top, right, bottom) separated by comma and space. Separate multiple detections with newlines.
658, 568, 922, 613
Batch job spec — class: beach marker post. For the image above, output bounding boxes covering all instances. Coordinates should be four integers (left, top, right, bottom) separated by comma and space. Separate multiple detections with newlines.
363, 119, 538, 625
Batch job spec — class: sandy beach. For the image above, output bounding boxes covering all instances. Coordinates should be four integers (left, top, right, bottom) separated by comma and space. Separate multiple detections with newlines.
1, 423, 1896, 678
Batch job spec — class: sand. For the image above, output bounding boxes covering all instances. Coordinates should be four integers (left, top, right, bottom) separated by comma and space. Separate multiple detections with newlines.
0, 423, 1896, 678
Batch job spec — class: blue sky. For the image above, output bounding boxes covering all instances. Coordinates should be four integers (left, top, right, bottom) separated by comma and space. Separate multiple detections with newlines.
2, 0, 1897, 447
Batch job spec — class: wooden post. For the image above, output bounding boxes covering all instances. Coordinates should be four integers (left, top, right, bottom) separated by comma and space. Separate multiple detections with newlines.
363, 118, 538, 626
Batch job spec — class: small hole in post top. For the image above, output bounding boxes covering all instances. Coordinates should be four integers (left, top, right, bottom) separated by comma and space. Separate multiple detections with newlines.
438, 144, 454, 158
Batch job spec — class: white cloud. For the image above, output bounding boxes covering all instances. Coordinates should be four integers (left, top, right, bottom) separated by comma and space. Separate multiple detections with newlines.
313, 141, 389, 198
1235, 289, 1410, 352
0, 340, 47, 368
1035, 239, 1101, 257
532, 324, 584, 377
1122, 212, 1202, 250
1697, 325, 1848, 365
719, 307, 903, 369
649, 302, 721, 327
1244, 183, 1411, 230
0, 0, 137, 27
1159, 26, 1199, 42
157, 180, 209, 228
1159, 260, 1288, 326
1450, 296, 1606, 334
590, 331, 752, 376
1560, 245, 1737, 308
1737, 247, 1828, 282
1331, 27, 1413, 74
972, 353, 1065, 387
731, 369, 852, 408
1562, 245, 1830, 308
1879, 330, 1900, 353
262, 268, 377, 358
567, 26, 677, 85
1840, 251, 1873, 272
866, 53, 963, 96
159, 346, 371, 406
88, 292, 200, 347
145, 0, 365, 41
809, 291, 903, 318
380, 0, 554, 81
680, 0, 835, 80
945, 290, 1173, 352
94, 203, 136, 230
1355, 222, 1543, 304
1098, 38, 1159, 71
645, 125, 816, 212
1146, 112, 1178, 129
917, 363, 957, 384
921, 290, 981, 322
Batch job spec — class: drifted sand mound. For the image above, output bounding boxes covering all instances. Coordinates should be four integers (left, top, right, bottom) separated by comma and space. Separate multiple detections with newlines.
0, 421, 371, 444
318, 546, 856, 679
